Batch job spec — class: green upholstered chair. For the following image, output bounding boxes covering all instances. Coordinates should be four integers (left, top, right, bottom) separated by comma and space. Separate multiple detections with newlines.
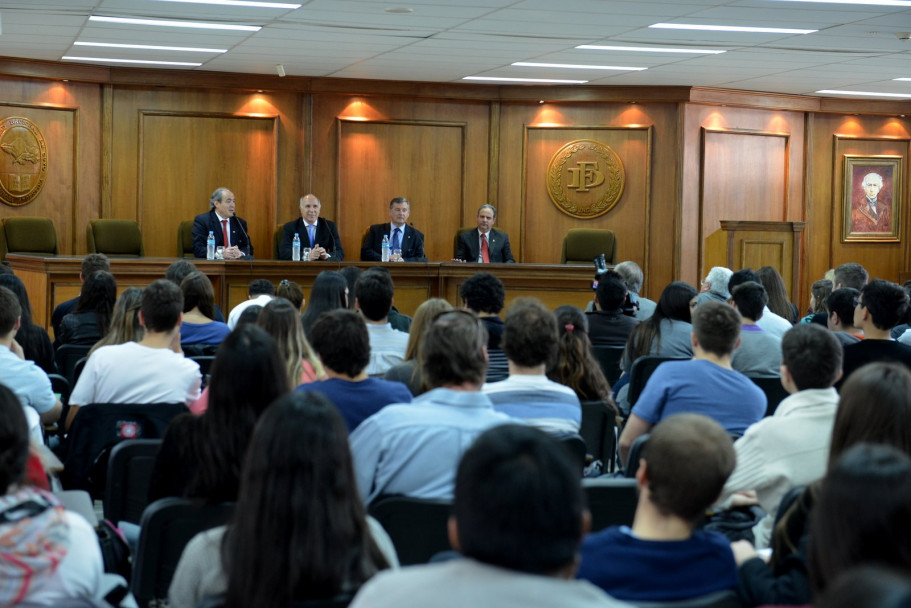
0, 216, 59, 262
176, 220, 195, 258
560, 229, 617, 265
87, 219, 143, 257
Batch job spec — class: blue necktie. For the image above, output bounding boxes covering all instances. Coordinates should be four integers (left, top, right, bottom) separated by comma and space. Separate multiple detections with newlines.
391, 227, 402, 251
307, 224, 315, 248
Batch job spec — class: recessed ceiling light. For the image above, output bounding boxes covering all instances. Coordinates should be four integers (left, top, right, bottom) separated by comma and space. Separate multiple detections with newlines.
650, 23, 817, 34
817, 89, 911, 98
89, 15, 261, 31
62, 56, 203, 66
153, 0, 300, 7
385, 7, 414, 13
74, 41, 227, 53
463, 76, 589, 84
512, 61, 646, 71
767, 0, 911, 6
576, 44, 726, 54
894, 77, 911, 81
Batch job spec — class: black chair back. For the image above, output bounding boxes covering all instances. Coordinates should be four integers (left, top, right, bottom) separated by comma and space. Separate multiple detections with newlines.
196, 594, 353, 608
583, 477, 638, 532
54, 343, 92, 386
631, 589, 742, 608
624, 433, 650, 478
189, 355, 216, 382
368, 496, 452, 566
580, 400, 617, 472
627, 356, 689, 408
73, 356, 87, 386
749, 376, 787, 417
105, 439, 163, 525
592, 346, 625, 386
559, 433, 588, 475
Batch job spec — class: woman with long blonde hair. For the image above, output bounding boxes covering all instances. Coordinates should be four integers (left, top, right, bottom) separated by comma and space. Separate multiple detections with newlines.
384, 298, 453, 395
258, 297, 324, 386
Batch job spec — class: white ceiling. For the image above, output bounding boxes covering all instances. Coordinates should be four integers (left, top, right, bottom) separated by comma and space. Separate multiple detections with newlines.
1, 0, 911, 97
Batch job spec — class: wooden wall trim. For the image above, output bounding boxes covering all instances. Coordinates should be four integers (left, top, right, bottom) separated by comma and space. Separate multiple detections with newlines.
689, 87, 820, 112
101, 85, 113, 220
488, 101, 500, 210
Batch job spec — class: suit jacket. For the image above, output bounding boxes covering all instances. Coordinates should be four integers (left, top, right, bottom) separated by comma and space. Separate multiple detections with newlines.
278, 217, 344, 261
192, 210, 253, 258
361, 224, 427, 262
456, 228, 515, 263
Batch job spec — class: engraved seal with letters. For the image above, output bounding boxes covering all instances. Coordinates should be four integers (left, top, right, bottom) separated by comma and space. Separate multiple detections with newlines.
546, 139, 624, 219
0, 116, 48, 207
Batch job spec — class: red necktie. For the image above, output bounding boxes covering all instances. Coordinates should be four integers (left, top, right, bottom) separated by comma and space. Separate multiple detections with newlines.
481, 233, 490, 263
221, 219, 230, 248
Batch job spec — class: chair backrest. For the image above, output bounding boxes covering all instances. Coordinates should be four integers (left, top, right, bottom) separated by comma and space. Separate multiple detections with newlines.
582, 477, 638, 532
1, 216, 59, 261
559, 433, 588, 475
749, 376, 788, 417
560, 229, 617, 265
196, 594, 353, 608
624, 433, 650, 478
632, 589, 742, 608
367, 496, 453, 566
189, 355, 216, 378
580, 400, 618, 471
132, 498, 235, 608
54, 344, 92, 387
105, 438, 163, 525
61, 402, 188, 496
48, 373, 71, 407
87, 219, 144, 256
273, 224, 284, 258
176, 220, 195, 258
627, 356, 689, 408
592, 345, 625, 386
73, 356, 88, 386
453, 227, 474, 259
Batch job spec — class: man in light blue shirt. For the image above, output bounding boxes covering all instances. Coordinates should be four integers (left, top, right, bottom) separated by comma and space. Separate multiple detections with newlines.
355, 270, 409, 376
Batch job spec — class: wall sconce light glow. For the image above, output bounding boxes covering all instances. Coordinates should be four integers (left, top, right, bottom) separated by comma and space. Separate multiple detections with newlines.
89, 15, 262, 31
650, 23, 817, 34
74, 41, 227, 53
62, 56, 202, 66
153, 0, 301, 7
512, 61, 646, 71
463, 76, 589, 84
817, 89, 911, 98
576, 44, 726, 54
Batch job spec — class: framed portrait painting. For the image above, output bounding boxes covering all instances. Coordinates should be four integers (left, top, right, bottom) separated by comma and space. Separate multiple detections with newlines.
842, 155, 902, 242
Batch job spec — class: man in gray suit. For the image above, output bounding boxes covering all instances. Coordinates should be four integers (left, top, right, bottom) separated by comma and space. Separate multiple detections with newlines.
455, 204, 515, 264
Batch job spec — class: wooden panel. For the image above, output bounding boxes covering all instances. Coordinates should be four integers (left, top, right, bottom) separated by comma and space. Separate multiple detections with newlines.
741, 241, 784, 273
337, 119, 465, 263
138, 112, 277, 257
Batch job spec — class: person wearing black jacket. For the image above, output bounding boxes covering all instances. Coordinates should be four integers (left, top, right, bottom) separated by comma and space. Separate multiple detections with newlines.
278, 194, 344, 261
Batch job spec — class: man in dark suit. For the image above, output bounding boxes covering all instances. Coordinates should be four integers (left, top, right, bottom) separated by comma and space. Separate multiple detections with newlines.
361, 197, 428, 262
455, 204, 515, 264
191, 187, 253, 259
278, 194, 344, 261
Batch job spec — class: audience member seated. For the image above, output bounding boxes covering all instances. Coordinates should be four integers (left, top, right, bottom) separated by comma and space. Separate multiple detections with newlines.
149, 325, 289, 502
800, 278, 832, 325
350, 424, 627, 608
730, 281, 782, 378
0, 274, 54, 374
0, 287, 61, 441
384, 298, 453, 396
586, 270, 638, 347
483, 297, 582, 434
169, 392, 395, 608
696, 266, 732, 306
226, 279, 274, 329
166, 259, 225, 322
460, 272, 508, 382
826, 287, 862, 346
355, 270, 408, 376
838, 279, 911, 388
758, 266, 799, 324
615, 261, 656, 320
728, 268, 792, 338
895, 280, 911, 341
719, 324, 842, 548
179, 271, 230, 346
618, 300, 765, 463
276, 278, 305, 311
86, 286, 144, 358
0, 384, 103, 605
816, 567, 911, 608
548, 305, 618, 411
578, 414, 737, 602
620, 281, 697, 373
51, 253, 109, 338
350, 310, 510, 503
300, 270, 348, 338
340, 266, 361, 310
56, 270, 116, 348
68, 279, 201, 430
367, 266, 413, 333
257, 297, 323, 386
810, 263, 869, 325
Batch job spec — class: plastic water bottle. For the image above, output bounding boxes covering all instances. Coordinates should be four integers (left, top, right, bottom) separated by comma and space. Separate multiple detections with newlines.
206, 231, 215, 260
292, 233, 301, 261
381, 234, 390, 262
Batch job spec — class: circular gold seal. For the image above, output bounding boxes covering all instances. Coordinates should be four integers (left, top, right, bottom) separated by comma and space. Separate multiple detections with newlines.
0, 116, 48, 207
546, 139, 624, 219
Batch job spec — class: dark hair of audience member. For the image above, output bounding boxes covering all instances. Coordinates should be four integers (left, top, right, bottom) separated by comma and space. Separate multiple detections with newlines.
354, 270, 394, 322
460, 272, 505, 314
421, 310, 488, 388
834, 263, 868, 290
454, 424, 583, 575
780, 324, 842, 391
140, 279, 183, 332
338, 266, 361, 310
81, 253, 110, 279
88, 287, 144, 358
276, 279, 305, 311
727, 268, 760, 294
257, 297, 323, 387
0, 274, 54, 373
625, 281, 698, 362
642, 413, 736, 522
595, 270, 628, 311
829, 362, 911, 468
181, 271, 216, 320
0, 383, 29, 492
0, 286, 21, 335
403, 298, 452, 362
810, 279, 833, 315
692, 300, 741, 357
309, 309, 370, 378
809, 444, 911, 596
547, 305, 616, 412
826, 287, 860, 328
731, 281, 768, 322
301, 271, 348, 337
816, 566, 911, 608
501, 297, 558, 368
248, 279, 275, 297
72, 270, 116, 337
0, 263, 12, 275
860, 279, 910, 330
189, 324, 290, 502
236, 305, 263, 327
758, 266, 795, 323
165, 259, 196, 286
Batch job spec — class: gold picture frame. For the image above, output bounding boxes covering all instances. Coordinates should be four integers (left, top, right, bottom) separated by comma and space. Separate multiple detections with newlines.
842, 154, 902, 242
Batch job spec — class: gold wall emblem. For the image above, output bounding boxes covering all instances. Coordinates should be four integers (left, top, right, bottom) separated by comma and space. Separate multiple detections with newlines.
546, 139, 624, 219
0, 116, 48, 207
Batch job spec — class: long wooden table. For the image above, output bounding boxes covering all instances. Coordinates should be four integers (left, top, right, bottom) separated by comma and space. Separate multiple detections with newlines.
6, 254, 598, 335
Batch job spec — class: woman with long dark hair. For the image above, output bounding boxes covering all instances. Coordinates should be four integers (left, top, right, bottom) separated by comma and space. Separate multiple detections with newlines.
0, 273, 54, 373
57, 270, 116, 347
547, 305, 617, 412
301, 271, 348, 338
758, 266, 798, 325
179, 271, 230, 346
168, 391, 397, 608
622, 281, 697, 368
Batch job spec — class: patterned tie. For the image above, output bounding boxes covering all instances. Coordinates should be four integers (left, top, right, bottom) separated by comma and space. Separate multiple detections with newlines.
481, 232, 490, 263
307, 224, 315, 248
221, 219, 230, 248
392, 227, 402, 251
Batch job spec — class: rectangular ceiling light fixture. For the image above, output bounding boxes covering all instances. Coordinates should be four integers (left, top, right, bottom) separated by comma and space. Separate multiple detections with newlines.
512, 61, 646, 71
463, 76, 589, 84
650, 23, 817, 34
817, 89, 911, 97
768, 0, 911, 6
576, 44, 726, 54
153, 0, 301, 8
74, 41, 227, 52
89, 15, 261, 31
62, 56, 203, 66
